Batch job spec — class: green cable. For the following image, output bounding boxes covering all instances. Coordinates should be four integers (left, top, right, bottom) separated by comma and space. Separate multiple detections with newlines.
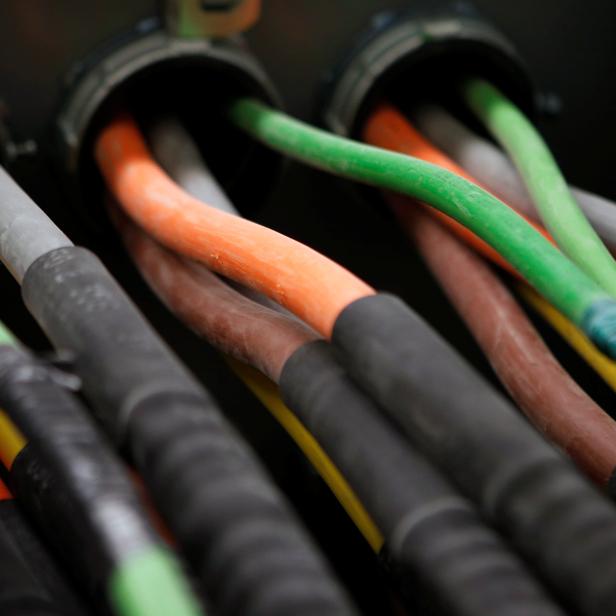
462, 78, 616, 296
110, 546, 204, 616
0, 322, 17, 347
228, 98, 616, 358
0, 318, 204, 616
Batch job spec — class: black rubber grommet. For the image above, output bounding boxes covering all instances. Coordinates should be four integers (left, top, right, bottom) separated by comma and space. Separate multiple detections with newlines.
321, 3, 535, 139
57, 20, 283, 227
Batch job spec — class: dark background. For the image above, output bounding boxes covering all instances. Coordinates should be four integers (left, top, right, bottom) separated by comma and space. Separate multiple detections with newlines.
0, 1, 615, 612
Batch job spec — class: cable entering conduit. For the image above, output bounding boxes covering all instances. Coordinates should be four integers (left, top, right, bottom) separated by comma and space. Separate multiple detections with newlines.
462, 78, 616, 295
223, 98, 616, 358
414, 105, 616, 250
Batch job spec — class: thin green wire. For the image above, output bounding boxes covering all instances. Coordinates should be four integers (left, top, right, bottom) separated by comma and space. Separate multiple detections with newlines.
462, 78, 616, 297
228, 98, 616, 356
111, 546, 204, 616
0, 322, 17, 347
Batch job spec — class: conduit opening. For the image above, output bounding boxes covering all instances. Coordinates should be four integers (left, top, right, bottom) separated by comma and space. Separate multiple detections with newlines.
323, 10, 534, 142
58, 31, 282, 229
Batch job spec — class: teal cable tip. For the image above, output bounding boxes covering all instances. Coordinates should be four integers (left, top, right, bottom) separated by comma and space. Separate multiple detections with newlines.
581, 300, 616, 360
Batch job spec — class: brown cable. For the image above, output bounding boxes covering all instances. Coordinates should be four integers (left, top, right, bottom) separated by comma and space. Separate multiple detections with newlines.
391, 194, 616, 486
112, 207, 318, 382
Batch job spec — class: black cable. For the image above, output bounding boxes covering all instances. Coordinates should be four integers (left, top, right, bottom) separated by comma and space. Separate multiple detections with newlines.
0, 494, 87, 615
113, 198, 562, 615
333, 293, 616, 616
280, 340, 563, 616
0, 344, 201, 615
21, 246, 357, 616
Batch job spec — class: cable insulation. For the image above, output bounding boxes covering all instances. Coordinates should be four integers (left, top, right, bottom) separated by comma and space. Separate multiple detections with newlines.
22, 246, 359, 616
110, 138, 563, 615
112, 207, 318, 382
0, 167, 72, 283
362, 102, 553, 279
116, 208, 564, 615
226, 98, 616, 356
148, 118, 238, 215
0, 478, 10, 501
519, 284, 616, 393
228, 359, 384, 552
410, 104, 616, 388
0, 158, 357, 616
0, 484, 87, 615
414, 105, 616, 250
361, 102, 616, 486
463, 78, 616, 295
95, 114, 374, 338
0, 409, 26, 470
0, 344, 205, 616
393, 197, 616, 487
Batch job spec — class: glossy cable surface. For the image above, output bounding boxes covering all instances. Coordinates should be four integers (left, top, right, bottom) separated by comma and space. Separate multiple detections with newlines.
463, 79, 616, 295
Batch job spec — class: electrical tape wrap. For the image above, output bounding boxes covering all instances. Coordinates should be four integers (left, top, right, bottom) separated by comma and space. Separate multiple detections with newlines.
280, 340, 562, 616
21, 246, 358, 616
0, 344, 165, 586
332, 293, 616, 616
0, 498, 86, 615
9, 448, 205, 616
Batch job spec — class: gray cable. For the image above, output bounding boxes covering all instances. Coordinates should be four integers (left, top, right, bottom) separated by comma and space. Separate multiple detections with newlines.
0, 167, 72, 283
147, 117, 307, 319
148, 117, 239, 215
415, 105, 616, 250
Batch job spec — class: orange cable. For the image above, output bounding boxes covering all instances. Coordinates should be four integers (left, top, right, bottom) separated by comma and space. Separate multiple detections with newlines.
96, 114, 374, 338
362, 103, 555, 278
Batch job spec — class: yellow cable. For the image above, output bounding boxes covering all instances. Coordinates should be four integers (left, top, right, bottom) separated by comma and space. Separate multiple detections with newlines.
228, 358, 384, 552
518, 283, 616, 392
0, 410, 26, 470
